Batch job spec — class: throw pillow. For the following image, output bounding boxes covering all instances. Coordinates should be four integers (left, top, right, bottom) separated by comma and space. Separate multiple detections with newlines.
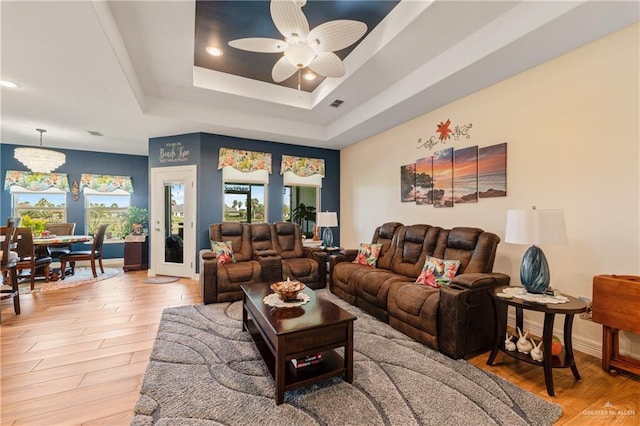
210, 241, 236, 264
415, 256, 461, 288
353, 243, 383, 267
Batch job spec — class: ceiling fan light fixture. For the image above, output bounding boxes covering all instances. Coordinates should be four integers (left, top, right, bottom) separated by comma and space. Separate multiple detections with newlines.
303, 70, 316, 80
284, 43, 316, 68
206, 46, 223, 57
14, 129, 66, 173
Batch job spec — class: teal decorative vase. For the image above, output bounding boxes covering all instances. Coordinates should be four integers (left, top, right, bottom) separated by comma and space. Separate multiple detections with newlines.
520, 245, 550, 294
322, 227, 334, 248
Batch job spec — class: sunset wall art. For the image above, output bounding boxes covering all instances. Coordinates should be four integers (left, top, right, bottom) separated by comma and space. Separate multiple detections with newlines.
401, 142, 506, 205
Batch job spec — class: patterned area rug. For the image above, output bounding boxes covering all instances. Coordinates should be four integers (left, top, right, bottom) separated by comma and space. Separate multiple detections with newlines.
132, 290, 562, 425
2, 267, 120, 294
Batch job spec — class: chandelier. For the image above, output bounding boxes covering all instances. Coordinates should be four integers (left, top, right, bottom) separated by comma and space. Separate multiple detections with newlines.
14, 129, 66, 173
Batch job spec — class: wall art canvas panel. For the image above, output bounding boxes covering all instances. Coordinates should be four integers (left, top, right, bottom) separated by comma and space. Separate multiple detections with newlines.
478, 143, 507, 198
454, 146, 478, 203
415, 156, 434, 205
400, 163, 416, 202
432, 147, 454, 208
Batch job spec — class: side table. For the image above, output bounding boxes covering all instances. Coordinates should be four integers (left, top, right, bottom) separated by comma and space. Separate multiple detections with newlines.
123, 235, 149, 272
487, 286, 587, 396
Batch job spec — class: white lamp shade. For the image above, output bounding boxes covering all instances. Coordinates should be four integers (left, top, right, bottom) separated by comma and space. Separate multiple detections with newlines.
316, 211, 338, 227
505, 208, 568, 245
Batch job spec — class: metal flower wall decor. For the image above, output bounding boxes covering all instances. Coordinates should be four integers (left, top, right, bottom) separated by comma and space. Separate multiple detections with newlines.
416, 118, 473, 151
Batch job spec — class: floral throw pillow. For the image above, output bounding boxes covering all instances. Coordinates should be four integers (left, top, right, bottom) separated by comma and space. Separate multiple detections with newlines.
210, 241, 236, 265
415, 256, 461, 288
353, 243, 383, 267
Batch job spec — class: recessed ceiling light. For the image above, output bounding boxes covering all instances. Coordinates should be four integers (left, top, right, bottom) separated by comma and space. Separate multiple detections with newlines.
206, 46, 223, 57
0, 80, 19, 88
303, 71, 316, 81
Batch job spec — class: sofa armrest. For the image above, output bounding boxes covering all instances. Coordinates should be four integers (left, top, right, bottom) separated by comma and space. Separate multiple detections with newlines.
305, 249, 328, 288
330, 249, 358, 267
254, 249, 279, 257
438, 273, 510, 359
254, 250, 282, 283
199, 249, 219, 304
450, 272, 511, 290
201, 250, 218, 261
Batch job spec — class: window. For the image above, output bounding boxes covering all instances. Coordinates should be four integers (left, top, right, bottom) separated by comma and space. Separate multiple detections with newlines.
223, 183, 266, 223
84, 189, 130, 240
12, 188, 67, 223
288, 185, 319, 237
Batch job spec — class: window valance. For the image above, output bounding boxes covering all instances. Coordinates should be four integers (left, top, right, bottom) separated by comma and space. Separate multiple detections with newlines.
218, 148, 272, 173
280, 155, 325, 178
4, 170, 70, 192
80, 174, 134, 193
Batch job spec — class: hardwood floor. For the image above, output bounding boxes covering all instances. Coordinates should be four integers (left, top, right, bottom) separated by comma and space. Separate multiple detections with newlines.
2, 271, 638, 425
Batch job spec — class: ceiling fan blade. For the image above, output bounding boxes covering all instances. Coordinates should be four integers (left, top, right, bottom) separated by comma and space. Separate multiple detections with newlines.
270, 0, 309, 40
272, 56, 298, 82
228, 38, 287, 53
308, 52, 345, 78
308, 20, 367, 52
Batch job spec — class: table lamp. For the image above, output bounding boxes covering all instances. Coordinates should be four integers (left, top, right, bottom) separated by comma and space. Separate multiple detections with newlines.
316, 212, 338, 248
505, 207, 567, 294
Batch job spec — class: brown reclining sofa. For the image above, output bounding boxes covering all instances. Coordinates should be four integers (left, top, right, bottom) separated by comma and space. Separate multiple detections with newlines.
200, 221, 326, 304
330, 222, 510, 359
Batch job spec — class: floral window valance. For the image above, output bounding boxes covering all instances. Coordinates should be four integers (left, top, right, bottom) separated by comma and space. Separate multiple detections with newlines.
280, 155, 325, 177
4, 170, 70, 192
80, 174, 134, 193
218, 148, 272, 173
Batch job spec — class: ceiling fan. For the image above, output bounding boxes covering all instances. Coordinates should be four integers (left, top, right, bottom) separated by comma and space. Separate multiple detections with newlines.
228, 0, 367, 84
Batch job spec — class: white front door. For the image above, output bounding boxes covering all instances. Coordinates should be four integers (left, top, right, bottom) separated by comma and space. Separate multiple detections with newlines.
150, 165, 197, 279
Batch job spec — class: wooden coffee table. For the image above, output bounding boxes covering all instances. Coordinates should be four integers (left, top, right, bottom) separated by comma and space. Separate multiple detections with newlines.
241, 283, 356, 404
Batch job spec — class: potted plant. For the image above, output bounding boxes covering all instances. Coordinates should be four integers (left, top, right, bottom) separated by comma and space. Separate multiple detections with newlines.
123, 206, 148, 238
290, 203, 316, 238
20, 214, 47, 237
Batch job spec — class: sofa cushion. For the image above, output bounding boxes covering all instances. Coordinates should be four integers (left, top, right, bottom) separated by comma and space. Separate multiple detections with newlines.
216, 261, 261, 292
388, 283, 440, 335
416, 256, 461, 288
210, 241, 236, 264
353, 243, 382, 267
282, 257, 319, 284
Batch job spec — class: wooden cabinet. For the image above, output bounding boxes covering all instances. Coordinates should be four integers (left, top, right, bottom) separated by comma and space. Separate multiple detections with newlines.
592, 275, 640, 376
123, 236, 148, 272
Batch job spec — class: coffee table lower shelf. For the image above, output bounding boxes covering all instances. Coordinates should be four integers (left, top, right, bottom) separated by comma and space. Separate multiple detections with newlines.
244, 316, 348, 394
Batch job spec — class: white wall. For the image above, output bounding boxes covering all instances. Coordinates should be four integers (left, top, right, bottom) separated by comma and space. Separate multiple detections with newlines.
340, 23, 640, 357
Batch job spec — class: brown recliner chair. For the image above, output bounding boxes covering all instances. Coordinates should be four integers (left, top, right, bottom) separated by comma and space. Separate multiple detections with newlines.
200, 222, 263, 304
270, 222, 326, 290
330, 221, 403, 305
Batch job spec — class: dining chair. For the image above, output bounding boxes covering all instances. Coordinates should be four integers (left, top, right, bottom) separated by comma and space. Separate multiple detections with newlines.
1, 217, 22, 319
15, 227, 53, 291
44, 222, 76, 259
60, 224, 108, 279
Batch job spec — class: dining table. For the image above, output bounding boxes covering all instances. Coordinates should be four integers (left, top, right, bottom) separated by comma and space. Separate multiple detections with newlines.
33, 234, 93, 247
33, 234, 93, 281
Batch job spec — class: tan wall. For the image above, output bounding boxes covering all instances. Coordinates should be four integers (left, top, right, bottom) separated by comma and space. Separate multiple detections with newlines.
340, 23, 640, 357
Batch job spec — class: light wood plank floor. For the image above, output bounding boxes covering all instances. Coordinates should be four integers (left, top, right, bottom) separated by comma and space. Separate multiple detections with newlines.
2, 271, 638, 425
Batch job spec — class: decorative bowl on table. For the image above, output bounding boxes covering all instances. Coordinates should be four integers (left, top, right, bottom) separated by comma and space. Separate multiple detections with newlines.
270, 278, 305, 301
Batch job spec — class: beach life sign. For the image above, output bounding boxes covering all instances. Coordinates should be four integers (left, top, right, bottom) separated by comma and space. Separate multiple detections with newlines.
158, 142, 192, 164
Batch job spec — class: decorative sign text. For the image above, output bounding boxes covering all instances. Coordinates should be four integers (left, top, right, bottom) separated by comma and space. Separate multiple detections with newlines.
159, 142, 191, 163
